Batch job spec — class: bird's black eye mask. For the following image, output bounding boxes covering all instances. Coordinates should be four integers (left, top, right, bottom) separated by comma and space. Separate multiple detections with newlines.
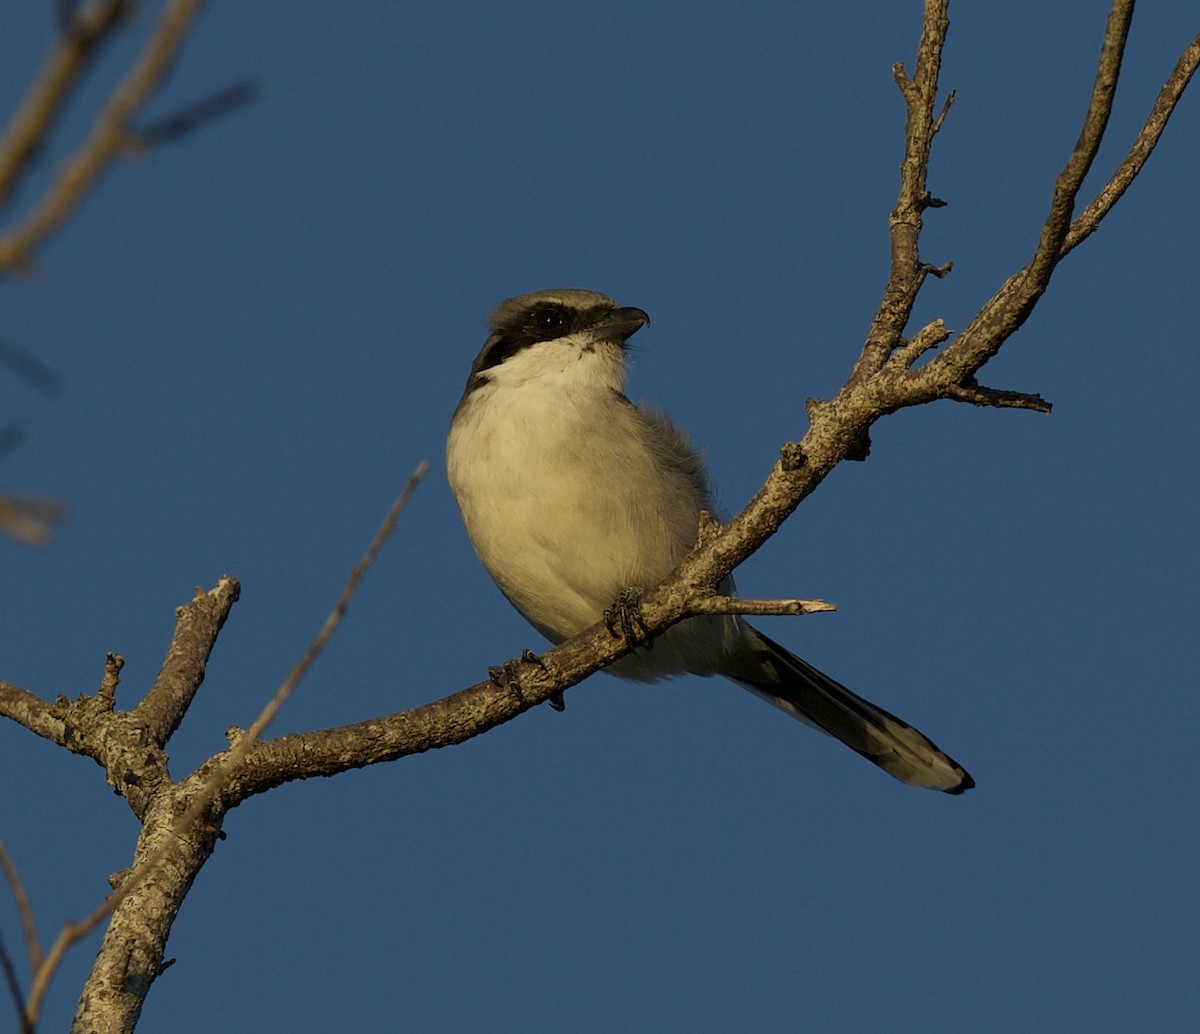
471, 302, 616, 376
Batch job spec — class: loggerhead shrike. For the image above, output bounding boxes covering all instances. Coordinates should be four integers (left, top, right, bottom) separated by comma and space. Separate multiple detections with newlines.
446, 289, 973, 794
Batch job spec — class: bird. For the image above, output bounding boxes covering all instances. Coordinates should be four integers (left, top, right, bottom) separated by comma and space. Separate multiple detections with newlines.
445, 289, 973, 794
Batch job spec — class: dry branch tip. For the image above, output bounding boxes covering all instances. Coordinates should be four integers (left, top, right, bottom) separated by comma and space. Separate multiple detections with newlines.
688, 595, 837, 618
946, 381, 1053, 413
932, 88, 956, 134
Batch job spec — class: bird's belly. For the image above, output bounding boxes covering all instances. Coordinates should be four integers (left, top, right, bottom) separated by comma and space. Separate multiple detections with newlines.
448, 403, 684, 643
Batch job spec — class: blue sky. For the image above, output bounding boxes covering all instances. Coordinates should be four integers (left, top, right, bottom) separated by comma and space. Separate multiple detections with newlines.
2, 2, 1197, 1031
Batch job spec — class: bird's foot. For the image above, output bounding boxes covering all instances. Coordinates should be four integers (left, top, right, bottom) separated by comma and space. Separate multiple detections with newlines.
489, 658, 528, 706
490, 650, 561, 710
520, 648, 546, 669
603, 587, 653, 651
520, 649, 565, 710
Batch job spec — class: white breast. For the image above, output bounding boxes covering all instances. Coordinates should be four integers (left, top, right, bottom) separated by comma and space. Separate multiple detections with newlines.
446, 337, 750, 680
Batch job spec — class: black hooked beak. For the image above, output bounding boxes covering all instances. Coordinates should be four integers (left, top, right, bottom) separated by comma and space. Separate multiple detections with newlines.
595, 306, 650, 345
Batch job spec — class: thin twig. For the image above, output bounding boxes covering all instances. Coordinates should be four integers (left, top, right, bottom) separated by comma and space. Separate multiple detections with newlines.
96, 653, 123, 707
234, 462, 431, 750
0, 494, 70, 547
0, 840, 41, 971
931, 88, 956, 134
131, 79, 258, 148
0, 929, 27, 1033
115, 467, 429, 916
24, 914, 90, 1031
0, 336, 64, 397
0, 839, 37, 1031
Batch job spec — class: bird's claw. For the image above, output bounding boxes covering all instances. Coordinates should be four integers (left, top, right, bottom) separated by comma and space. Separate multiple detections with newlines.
491, 650, 561, 710
488, 659, 529, 706
519, 649, 565, 710
603, 587, 653, 650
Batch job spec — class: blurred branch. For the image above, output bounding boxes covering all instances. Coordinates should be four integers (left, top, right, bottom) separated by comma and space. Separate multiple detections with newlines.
0, 1, 132, 209
0, 840, 38, 1033
0, 0, 210, 274
0, 423, 26, 460
131, 78, 257, 148
0, 929, 27, 1034
0, 0, 233, 552
0, 493, 70, 547
0, 339, 70, 546
0, 337, 63, 397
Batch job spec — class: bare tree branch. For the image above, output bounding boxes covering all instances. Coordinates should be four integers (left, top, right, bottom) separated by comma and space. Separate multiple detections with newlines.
850, 0, 951, 387
0, 677, 66, 745
48, 799, 217, 1034
66, 465, 426, 1033
0, 465, 428, 1033
911, 0, 1136, 393
129, 578, 242, 749
1064, 31, 1200, 255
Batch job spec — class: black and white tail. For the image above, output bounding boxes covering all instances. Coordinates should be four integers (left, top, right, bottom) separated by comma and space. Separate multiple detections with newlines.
733, 630, 974, 794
